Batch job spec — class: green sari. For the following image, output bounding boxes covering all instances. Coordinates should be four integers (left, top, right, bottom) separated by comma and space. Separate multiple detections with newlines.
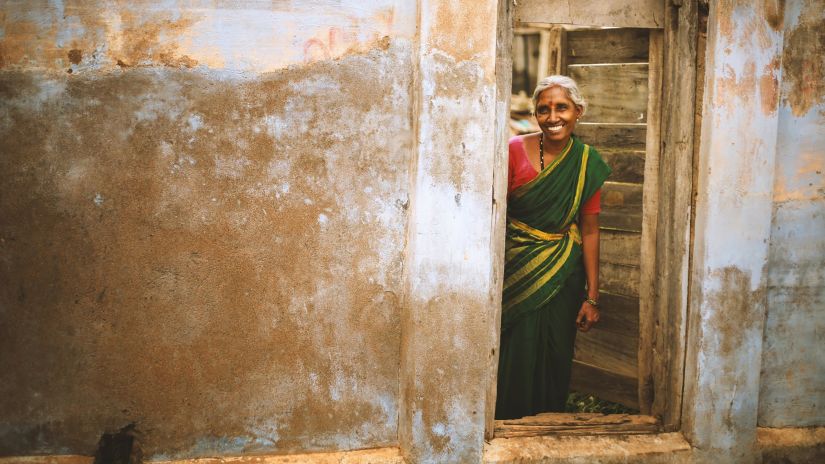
496, 135, 610, 419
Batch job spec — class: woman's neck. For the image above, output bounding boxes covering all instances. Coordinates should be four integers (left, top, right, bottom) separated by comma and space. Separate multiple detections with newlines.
541, 134, 571, 156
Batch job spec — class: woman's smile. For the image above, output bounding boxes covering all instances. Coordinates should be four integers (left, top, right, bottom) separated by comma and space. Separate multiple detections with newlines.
544, 121, 566, 133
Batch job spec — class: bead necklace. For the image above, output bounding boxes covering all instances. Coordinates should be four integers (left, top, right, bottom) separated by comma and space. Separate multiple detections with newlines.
539, 133, 545, 170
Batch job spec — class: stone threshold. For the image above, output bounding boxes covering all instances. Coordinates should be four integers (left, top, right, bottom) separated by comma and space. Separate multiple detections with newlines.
3, 428, 823, 464
483, 432, 692, 463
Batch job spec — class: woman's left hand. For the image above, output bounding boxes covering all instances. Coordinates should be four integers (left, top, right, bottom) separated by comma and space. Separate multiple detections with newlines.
575, 302, 600, 332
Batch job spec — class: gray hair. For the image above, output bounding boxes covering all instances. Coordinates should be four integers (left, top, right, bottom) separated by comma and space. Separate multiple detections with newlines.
532, 75, 587, 116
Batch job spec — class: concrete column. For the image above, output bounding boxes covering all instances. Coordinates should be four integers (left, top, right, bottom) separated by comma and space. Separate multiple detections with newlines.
398, 0, 502, 462
683, 1, 785, 462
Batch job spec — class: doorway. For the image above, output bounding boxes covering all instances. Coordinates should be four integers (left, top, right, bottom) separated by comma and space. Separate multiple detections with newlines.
495, 22, 662, 436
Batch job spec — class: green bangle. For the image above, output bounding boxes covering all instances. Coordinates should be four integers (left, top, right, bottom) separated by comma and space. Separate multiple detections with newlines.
585, 298, 599, 308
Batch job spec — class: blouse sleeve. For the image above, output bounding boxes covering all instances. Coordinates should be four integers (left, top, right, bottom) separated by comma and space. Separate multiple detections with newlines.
580, 188, 602, 214
507, 136, 521, 194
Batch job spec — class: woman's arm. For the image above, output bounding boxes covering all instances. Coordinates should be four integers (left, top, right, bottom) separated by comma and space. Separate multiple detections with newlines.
576, 213, 600, 332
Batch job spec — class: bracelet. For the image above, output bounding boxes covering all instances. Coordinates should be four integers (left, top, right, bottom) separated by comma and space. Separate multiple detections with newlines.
585, 298, 599, 308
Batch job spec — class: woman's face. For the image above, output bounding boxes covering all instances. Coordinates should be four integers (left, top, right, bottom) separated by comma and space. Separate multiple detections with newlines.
535, 86, 582, 145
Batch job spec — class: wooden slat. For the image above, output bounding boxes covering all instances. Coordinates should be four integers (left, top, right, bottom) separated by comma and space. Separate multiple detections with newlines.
600, 262, 639, 297
638, 28, 664, 415
601, 229, 641, 266
570, 64, 649, 123
574, 294, 639, 378
494, 413, 659, 438
600, 148, 646, 183
567, 28, 650, 64
600, 181, 643, 232
577, 123, 646, 150
598, 292, 638, 333
652, 1, 698, 430
514, 0, 665, 29
570, 361, 640, 409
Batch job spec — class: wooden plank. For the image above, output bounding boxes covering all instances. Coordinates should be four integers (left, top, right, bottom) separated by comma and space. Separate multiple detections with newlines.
537, 29, 552, 81
570, 360, 640, 409
486, 0, 514, 441
651, 1, 698, 431
600, 181, 643, 232
515, 0, 665, 29
574, 292, 639, 378
494, 413, 659, 438
601, 229, 641, 267
600, 262, 639, 298
576, 123, 646, 149
567, 28, 650, 64
512, 32, 541, 96
570, 64, 649, 124
601, 148, 646, 184
500, 412, 656, 426
638, 29, 663, 415
556, 27, 568, 76
599, 291, 639, 333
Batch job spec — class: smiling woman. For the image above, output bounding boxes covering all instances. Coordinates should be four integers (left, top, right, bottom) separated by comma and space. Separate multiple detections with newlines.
496, 75, 611, 420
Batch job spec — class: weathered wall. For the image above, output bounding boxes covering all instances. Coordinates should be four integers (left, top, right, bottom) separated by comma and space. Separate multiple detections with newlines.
759, 0, 825, 428
0, 1, 416, 459
683, 0, 784, 461
399, 0, 503, 462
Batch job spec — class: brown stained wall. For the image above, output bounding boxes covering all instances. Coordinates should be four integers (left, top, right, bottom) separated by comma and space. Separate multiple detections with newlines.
0, 2, 416, 459
759, 0, 825, 428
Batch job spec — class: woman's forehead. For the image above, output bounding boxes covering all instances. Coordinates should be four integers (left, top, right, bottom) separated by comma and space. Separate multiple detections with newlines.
536, 86, 573, 104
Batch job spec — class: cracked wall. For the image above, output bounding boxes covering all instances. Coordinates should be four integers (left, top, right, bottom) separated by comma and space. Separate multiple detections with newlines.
0, 1, 416, 459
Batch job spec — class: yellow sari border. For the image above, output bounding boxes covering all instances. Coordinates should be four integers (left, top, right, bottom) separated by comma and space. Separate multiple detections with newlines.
503, 233, 576, 309
508, 218, 567, 241
561, 144, 590, 225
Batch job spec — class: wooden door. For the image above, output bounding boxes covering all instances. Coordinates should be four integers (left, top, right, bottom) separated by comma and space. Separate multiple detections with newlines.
564, 28, 653, 410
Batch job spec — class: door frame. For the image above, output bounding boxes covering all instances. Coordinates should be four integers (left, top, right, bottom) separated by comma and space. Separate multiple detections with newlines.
486, 0, 698, 438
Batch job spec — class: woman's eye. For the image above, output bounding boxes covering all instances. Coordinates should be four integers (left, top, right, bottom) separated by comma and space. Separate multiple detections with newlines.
537, 108, 549, 114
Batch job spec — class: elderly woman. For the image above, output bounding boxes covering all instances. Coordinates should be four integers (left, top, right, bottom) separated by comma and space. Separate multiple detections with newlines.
496, 76, 611, 419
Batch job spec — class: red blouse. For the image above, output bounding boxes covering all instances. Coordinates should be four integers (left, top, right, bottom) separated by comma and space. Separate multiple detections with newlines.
507, 135, 601, 214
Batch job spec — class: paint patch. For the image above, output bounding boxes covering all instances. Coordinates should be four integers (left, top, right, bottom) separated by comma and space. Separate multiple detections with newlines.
759, 55, 781, 115
781, 3, 825, 117
764, 0, 786, 31
68, 49, 82, 64
716, 60, 758, 114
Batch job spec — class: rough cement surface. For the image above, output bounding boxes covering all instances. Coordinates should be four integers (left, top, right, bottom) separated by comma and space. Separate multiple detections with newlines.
398, 0, 501, 462
759, 0, 825, 428
683, 0, 785, 462
0, 35, 414, 463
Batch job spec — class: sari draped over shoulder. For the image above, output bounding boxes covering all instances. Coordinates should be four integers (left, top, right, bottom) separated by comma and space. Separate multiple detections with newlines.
502, 135, 611, 332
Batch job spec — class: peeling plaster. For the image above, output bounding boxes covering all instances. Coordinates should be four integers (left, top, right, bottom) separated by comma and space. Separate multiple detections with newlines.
759, 0, 825, 428
0, 1, 416, 456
